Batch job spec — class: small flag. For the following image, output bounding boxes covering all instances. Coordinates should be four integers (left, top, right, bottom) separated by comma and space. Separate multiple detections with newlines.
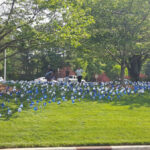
18, 107, 22, 112
1, 103, 4, 108
8, 109, 12, 115
34, 107, 38, 111
57, 101, 61, 105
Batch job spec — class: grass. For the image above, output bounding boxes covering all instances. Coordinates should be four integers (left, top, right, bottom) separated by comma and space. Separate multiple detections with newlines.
0, 93, 150, 148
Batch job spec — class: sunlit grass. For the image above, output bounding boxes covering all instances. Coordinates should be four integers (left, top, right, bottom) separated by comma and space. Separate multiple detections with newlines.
0, 93, 150, 148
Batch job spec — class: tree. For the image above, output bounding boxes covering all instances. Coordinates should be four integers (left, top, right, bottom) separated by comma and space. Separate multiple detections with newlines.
0, 0, 94, 80
83, 0, 150, 82
0, 0, 41, 56
0, 0, 94, 60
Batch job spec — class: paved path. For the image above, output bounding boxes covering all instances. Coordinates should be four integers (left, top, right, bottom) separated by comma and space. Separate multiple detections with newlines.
1, 145, 150, 150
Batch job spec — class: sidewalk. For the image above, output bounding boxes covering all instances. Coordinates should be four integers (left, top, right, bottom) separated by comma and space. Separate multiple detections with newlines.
1, 145, 150, 150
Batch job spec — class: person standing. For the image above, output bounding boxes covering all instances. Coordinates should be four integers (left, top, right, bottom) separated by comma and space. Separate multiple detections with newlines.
75, 67, 83, 83
45, 65, 54, 81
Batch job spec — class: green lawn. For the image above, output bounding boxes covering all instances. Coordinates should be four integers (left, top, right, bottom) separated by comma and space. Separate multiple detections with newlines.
0, 93, 150, 148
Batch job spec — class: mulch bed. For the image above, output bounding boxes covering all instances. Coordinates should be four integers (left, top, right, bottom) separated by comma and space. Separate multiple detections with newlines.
0, 84, 14, 93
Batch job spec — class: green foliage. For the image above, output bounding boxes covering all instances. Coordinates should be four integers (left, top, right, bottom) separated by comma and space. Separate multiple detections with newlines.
37, 0, 94, 48
110, 65, 121, 80
1, 0, 150, 81
111, 65, 128, 80
82, 0, 150, 81
0, 0, 94, 80
40, 50, 65, 74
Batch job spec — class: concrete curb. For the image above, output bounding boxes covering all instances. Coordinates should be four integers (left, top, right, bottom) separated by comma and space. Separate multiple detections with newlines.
1, 145, 150, 150
111, 145, 150, 150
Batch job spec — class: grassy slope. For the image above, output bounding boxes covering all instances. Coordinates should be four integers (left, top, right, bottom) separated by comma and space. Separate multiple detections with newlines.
0, 93, 150, 148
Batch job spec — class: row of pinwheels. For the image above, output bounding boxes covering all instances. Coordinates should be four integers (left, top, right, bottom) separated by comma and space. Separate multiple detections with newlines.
0, 80, 149, 117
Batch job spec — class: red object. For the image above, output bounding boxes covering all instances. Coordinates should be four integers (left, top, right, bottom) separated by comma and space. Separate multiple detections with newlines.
95, 73, 110, 82
125, 74, 147, 79
58, 67, 75, 78
139, 73, 147, 79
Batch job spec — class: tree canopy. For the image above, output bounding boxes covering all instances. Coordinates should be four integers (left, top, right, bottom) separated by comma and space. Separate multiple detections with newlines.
1, 0, 150, 81
79, 0, 150, 82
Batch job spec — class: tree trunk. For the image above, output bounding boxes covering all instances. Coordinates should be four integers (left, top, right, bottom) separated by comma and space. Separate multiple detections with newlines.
127, 55, 142, 81
120, 61, 125, 85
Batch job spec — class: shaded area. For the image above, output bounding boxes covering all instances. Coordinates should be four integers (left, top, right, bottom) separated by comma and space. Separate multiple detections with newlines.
111, 93, 150, 109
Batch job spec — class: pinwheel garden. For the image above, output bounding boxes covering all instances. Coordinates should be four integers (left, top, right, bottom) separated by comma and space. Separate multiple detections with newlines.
1, 0, 150, 148
0, 80, 150, 148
